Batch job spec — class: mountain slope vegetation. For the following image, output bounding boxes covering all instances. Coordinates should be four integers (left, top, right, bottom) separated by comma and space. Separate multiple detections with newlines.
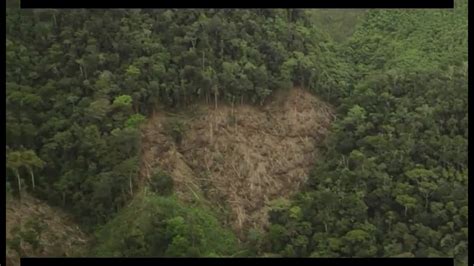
5, 4, 467, 265
260, 4, 468, 264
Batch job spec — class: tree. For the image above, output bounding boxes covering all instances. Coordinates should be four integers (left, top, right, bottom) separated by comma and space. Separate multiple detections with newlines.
395, 195, 417, 217
125, 114, 146, 129
405, 168, 438, 210
20, 150, 45, 190
7, 150, 24, 200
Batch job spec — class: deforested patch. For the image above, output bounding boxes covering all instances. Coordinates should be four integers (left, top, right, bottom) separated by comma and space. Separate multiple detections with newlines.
140, 88, 335, 235
6, 194, 89, 266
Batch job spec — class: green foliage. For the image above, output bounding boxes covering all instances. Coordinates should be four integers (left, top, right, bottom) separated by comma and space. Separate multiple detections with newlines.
165, 118, 187, 145
263, 4, 467, 264
149, 170, 174, 196
22, 219, 47, 251
6, 8, 346, 231
113, 95, 133, 109
5, 6, 468, 262
308, 10, 367, 42
8, 227, 24, 257
6, 181, 13, 201
93, 193, 240, 257
125, 114, 146, 129
7, 218, 48, 256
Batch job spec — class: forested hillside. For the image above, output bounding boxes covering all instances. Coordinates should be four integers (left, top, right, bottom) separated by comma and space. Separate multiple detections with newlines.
260, 5, 468, 264
6, 9, 348, 225
6, 4, 467, 265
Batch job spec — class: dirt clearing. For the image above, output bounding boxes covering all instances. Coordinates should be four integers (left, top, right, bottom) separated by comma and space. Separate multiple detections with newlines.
6, 194, 89, 266
140, 88, 335, 235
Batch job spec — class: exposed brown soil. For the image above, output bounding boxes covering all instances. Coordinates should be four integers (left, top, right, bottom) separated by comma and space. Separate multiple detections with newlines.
140, 88, 335, 235
6, 194, 89, 266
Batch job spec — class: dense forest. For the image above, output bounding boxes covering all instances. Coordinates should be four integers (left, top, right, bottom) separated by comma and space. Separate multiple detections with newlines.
5, 3, 468, 265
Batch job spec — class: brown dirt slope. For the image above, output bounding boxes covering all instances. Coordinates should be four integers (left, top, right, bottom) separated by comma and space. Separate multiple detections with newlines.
6, 194, 89, 266
140, 88, 335, 234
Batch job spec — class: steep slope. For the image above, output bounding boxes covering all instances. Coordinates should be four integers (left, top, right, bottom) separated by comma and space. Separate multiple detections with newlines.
140, 88, 334, 234
6, 195, 90, 266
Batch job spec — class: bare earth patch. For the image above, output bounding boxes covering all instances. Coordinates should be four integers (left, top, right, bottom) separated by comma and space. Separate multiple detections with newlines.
140, 88, 335, 235
6, 194, 89, 266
